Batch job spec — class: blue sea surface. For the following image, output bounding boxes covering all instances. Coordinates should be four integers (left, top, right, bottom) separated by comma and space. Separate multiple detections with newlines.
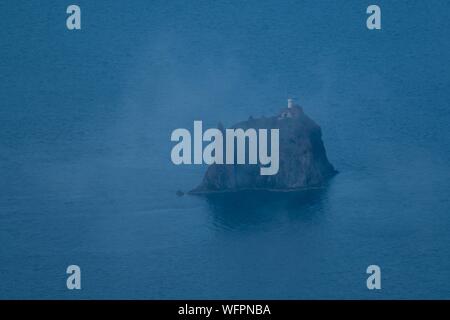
1, 1, 450, 299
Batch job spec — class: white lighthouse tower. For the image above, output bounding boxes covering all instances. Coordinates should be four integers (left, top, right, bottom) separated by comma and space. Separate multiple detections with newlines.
287, 98, 293, 109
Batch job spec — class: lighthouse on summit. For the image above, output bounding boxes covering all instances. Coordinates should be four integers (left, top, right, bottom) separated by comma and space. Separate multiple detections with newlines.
288, 98, 293, 109
279, 98, 302, 119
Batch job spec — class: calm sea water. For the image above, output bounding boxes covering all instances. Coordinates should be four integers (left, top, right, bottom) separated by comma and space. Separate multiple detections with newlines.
1, 1, 450, 299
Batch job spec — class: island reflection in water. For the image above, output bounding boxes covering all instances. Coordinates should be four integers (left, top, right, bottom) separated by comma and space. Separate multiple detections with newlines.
196, 186, 331, 231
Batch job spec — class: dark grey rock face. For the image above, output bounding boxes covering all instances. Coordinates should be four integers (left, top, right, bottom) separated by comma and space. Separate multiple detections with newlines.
190, 105, 337, 193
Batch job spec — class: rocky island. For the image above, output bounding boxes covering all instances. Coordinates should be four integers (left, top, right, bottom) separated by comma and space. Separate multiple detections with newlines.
190, 100, 337, 193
